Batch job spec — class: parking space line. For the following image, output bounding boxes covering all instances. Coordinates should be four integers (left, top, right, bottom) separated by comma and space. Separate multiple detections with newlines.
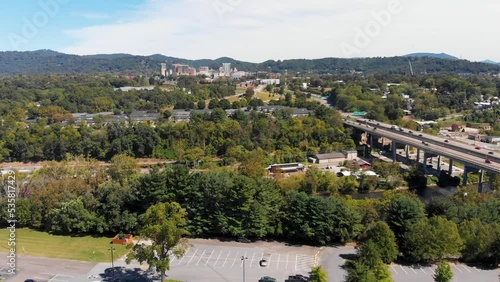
295, 254, 298, 271
473, 267, 481, 272
410, 267, 418, 274
222, 251, 231, 267
420, 268, 427, 274
176, 251, 188, 265
453, 265, 463, 273
249, 252, 256, 268
286, 254, 289, 270
391, 265, 399, 275
213, 250, 223, 267
204, 250, 214, 266
187, 249, 198, 266
196, 249, 206, 266
428, 267, 435, 275
231, 251, 239, 267
461, 265, 472, 273
276, 253, 281, 270
399, 265, 409, 274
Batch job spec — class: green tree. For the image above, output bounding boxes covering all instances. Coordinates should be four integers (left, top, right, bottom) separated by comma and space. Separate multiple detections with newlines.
310, 266, 328, 282
126, 202, 190, 282
361, 222, 398, 264
434, 262, 453, 282
404, 217, 463, 263
108, 154, 139, 185
385, 196, 426, 242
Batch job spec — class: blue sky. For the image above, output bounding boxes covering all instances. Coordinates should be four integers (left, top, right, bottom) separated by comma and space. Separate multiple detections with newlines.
1, 0, 500, 62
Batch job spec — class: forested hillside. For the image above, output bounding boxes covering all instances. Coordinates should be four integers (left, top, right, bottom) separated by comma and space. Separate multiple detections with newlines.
1, 50, 500, 76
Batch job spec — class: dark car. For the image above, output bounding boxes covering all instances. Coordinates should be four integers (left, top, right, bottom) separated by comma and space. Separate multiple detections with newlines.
475, 146, 481, 150
259, 276, 277, 282
409, 131, 413, 134
237, 237, 251, 243
488, 152, 494, 155
418, 134, 423, 137
485, 159, 491, 164
24, 280, 37, 282
444, 140, 449, 143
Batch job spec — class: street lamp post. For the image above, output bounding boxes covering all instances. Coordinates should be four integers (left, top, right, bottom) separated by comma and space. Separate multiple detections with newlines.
241, 256, 248, 282
108, 247, 115, 278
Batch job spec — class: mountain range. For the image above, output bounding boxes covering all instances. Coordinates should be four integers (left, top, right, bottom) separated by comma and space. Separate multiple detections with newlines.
0, 50, 499, 76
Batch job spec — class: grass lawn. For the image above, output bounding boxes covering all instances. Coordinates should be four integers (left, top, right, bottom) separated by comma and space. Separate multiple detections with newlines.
0, 228, 128, 262
256, 91, 281, 102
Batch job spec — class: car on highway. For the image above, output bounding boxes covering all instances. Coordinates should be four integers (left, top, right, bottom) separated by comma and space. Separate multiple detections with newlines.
488, 152, 494, 155
409, 131, 413, 134
444, 140, 449, 143
485, 159, 492, 164
475, 146, 481, 150
24, 280, 37, 282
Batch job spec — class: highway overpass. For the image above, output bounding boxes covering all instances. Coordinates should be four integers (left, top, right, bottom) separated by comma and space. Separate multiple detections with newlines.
343, 119, 499, 189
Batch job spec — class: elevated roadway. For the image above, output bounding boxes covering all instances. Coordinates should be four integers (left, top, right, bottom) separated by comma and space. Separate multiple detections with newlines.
343, 119, 500, 175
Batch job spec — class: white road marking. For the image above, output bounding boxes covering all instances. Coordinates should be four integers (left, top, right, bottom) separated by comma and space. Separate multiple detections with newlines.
186, 249, 198, 266
286, 254, 289, 270
222, 251, 231, 267
391, 265, 399, 275
205, 250, 214, 266
249, 252, 256, 268
295, 254, 298, 271
411, 267, 418, 274
453, 265, 463, 273
231, 251, 239, 267
176, 248, 190, 265
421, 268, 427, 274
196, 249, 206, 266
461, 265, 472, 273
399, 265, 409, 274
213, 250, 223, 267
276, 253, 281, 270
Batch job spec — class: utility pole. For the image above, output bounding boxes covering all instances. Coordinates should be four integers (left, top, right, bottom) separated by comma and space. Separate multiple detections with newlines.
241, 256, 248, 282
108, 247, 115, 278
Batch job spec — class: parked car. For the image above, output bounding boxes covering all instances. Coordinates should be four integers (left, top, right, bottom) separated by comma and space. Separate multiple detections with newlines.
237, 237, 251, 243
259, 259, 268, 267
259, 276, 277, 282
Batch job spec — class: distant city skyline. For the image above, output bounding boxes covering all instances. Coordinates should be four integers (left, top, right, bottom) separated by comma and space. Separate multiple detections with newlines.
1, 0, 500, 63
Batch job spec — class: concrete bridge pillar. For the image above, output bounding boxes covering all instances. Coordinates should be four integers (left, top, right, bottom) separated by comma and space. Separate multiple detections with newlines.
437, 155, 442, 174
405, 146, 410, 163
448, 159, 453, 175
462, 166, 468, 186
416, 148, 420, 163
370, 134, 373, 149
423, 152, 429, 174
478, 170, 485, 192
392, 141, 397, 162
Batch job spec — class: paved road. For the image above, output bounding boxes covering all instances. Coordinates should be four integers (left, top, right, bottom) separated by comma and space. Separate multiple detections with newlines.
345, 120, 500, 174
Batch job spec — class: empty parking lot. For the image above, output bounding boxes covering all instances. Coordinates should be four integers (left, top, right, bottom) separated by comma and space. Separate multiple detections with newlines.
164, 241, 318, 282
389, 263, 499, 282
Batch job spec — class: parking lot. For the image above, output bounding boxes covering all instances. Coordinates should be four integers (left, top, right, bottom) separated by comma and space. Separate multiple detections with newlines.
319, 246, 499, 282
389, 263, 499, 282
163, 241, 318, 282
0, 255, 95, 282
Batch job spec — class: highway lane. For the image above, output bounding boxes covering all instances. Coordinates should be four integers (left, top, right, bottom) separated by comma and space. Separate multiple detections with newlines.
351, 117, 500, 163
344, 120, 500, 174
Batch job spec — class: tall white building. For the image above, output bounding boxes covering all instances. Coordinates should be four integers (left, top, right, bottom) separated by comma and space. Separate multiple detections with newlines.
222, 63, 231, 75
160, 63, 167, 76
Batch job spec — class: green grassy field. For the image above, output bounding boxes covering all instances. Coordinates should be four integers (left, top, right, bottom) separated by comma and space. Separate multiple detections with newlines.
0, 228, 128, 262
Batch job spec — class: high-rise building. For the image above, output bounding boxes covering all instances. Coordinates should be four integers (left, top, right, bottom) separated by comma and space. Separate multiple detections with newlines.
222, 63, 231, 75
160, 63, 167, 76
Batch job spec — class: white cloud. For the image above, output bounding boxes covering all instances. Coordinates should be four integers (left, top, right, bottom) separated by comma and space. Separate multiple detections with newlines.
59, 0, 500, 62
